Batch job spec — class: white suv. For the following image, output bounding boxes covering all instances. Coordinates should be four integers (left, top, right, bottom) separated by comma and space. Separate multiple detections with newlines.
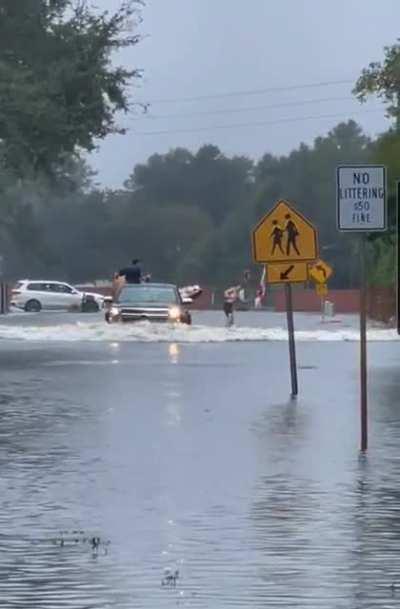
11, 280, 104, 312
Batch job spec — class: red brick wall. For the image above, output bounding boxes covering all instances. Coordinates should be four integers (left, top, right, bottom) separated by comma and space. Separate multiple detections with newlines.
76, 285, 113, 297
274, 289, 360, 313
367, 287, 395, 324
76, 285, 216, 309
187, 288, 215, 310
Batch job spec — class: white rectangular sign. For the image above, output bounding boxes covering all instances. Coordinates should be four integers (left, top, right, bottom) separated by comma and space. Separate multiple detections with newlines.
337, 165, 387, 232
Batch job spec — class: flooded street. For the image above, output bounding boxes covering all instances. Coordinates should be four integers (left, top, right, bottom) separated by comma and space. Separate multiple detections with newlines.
0, 311, 399, 607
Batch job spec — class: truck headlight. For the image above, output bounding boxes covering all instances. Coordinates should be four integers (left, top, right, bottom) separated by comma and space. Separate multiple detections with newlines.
168, 306, 181, 321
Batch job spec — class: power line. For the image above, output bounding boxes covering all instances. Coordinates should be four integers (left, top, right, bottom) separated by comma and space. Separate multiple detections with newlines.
135, 108, 383, 136
137, 96, 355, 121
139, 78, 355, 105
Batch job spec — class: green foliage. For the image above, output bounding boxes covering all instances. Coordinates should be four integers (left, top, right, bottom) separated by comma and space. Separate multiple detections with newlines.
367, 238, 395, 287
0, 18, 398, 290
126, 145, 253, 225
0, 0, 142, 175
0, 127, 382, 289
371, 130, 400, 203
353, 41, 400, 287
364, 131, 398, 287
354, 41, 400, 128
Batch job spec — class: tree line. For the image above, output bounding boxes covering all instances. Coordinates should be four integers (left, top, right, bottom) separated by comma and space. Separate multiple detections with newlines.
0, 122, 383, 288
0, 1, 399, 289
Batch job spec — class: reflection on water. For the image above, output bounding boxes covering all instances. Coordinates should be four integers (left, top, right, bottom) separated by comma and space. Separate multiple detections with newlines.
169, 342, 180, 364
0, 342, 400, 607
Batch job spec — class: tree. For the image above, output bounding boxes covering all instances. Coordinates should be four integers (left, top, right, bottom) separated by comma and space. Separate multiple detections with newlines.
353, 42, 400, 290
354, 41, 400, 130
0, 0, 142, 176
125, 145, 254, 225
0, 127, 383, 288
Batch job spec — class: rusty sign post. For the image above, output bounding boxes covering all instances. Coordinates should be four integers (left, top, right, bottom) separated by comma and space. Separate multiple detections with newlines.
252, 200, 318, 397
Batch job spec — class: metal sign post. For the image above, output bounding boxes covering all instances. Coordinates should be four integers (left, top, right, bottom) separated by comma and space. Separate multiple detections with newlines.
252, 200, 319, 397
0, 257, 6, 315
397, 181, 400, 336
337, 165, 387, 452
359, 235, 368, 452
285, 283, 298, 397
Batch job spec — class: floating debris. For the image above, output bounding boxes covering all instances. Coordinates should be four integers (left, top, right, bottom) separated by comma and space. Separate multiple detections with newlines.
91, 537, 100, 551
53, 531, 110, 555
162, 568, 179, 587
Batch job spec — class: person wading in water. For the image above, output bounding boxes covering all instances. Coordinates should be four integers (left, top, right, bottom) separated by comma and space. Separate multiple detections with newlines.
223, 285, 240, 327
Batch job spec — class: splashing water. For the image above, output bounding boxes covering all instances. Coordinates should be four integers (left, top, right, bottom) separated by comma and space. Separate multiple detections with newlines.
0, 320, 397, 343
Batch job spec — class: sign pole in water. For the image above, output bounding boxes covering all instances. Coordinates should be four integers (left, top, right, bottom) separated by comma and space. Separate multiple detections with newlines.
337, 165, 387, 452
397, 181, 400, 336
252, 200, 319, 397
285, 283, 298, 397
359, 235, 368, 452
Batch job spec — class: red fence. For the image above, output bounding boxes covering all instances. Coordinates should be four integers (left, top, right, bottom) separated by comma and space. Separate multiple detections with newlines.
76, 284, 216, 309
76, 285, 113, 297
273, 289, 360, 313
6, 281, 397, 323
367, 287, 396, 324
273, 286, 396, 323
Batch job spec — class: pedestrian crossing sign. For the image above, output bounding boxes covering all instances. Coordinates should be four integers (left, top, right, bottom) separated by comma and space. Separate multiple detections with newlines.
252, 200, 319, 264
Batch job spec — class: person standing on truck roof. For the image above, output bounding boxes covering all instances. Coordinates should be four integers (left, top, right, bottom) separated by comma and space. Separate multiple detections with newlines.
117, 259, 142, 284
112, 259, 142, 302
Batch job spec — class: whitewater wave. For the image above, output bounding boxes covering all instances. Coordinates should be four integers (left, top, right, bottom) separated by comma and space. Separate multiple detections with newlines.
0, 321, 397, 343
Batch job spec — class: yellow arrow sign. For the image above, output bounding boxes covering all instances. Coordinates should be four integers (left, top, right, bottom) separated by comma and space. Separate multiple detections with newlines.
266, 262, 309, 284
252, 200, 318, 263
309, 259, 333, 284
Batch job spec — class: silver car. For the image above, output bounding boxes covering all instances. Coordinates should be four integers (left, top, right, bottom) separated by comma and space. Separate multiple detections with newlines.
11, 280, 104, 312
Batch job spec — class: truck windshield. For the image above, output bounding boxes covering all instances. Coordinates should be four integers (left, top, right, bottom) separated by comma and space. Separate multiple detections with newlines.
118, 286, 178, 305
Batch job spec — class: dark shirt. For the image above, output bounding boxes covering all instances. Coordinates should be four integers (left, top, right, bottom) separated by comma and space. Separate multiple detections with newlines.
118, 264, 141, 284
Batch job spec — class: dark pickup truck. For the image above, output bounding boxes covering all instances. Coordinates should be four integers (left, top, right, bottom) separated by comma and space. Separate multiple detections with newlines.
105, 283, 192, 324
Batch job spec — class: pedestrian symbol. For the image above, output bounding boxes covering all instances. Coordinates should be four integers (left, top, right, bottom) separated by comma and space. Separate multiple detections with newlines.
284, 214, 300, 256
271, 220, 284, 255
253, 200, 318, 263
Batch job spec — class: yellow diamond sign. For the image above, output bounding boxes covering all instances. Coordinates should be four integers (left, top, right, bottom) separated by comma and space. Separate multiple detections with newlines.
252, 200, 318, 264
309, 259, 333, 284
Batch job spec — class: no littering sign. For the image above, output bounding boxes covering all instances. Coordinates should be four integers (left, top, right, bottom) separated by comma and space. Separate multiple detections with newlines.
337, 165, 387, 232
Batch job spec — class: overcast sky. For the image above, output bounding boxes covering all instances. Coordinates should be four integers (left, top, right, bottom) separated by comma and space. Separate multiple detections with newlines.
90, 0, 399, 187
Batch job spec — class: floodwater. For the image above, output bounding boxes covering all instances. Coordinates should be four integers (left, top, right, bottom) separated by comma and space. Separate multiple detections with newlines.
0, 310, 399, 607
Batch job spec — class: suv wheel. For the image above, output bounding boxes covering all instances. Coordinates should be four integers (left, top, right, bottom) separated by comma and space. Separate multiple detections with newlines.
25, 299, 42, 313
82, 301, 100, 313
